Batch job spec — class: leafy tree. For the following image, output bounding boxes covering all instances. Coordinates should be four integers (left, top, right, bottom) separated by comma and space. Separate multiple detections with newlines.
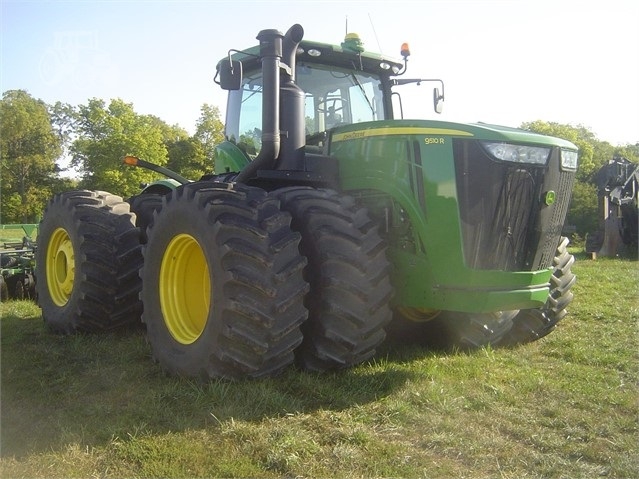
146, 115, 189, 146
521, 121, 638, 238
48, 102, 77, 151
566, 181, 599, 239
146, 117, 209, 180
615, 142, 639, 163
0, 90, 61, 223
70, 98, 169, 198
238, 128, 261, 157
193, 104, 225, 169
166, 136, 208, 180
48, 101, 79, 177
521, 121, 597, 181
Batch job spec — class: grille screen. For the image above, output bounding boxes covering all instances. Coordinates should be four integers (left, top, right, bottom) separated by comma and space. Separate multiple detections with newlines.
453, 139, 574, 271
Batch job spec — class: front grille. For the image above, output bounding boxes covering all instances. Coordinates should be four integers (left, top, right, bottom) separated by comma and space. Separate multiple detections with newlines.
534, 170, 575, 269
453, 139, 574, 272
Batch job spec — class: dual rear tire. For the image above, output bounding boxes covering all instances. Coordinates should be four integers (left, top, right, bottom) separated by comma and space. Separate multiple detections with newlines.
274, 187, 393, 371
36, 190, 143, 333
36, 185, 391, 379
140, 184, 392, 378
140, 183, 308, 379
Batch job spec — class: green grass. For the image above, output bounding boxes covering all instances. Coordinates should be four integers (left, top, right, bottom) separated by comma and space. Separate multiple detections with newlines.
1, 254, 638, 478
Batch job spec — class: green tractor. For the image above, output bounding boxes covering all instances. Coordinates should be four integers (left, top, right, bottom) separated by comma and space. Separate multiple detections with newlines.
35, 24, 577, 379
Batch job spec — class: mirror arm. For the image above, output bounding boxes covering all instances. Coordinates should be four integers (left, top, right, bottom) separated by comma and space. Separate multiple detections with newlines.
391, 78, 445, 114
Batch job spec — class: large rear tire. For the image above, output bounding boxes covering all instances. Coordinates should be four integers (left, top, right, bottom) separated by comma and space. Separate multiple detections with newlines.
500, 236, 576, 346
273, 187, 393, 371
141, 182, 307, 380
127, 193, 165, 243
36, 190, 143, 333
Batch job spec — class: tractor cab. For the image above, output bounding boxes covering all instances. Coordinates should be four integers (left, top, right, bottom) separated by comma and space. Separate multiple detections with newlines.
214, 25, 444, 176
225, 52, 388, 152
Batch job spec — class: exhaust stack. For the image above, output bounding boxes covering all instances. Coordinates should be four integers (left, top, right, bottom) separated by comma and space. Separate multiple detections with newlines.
235, 24, 305, 182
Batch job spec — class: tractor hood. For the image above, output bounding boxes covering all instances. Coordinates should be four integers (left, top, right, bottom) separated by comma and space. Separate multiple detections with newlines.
329, 119, 578, 150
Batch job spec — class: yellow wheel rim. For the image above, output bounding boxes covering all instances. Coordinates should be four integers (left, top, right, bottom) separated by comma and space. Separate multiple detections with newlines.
159, 234, 211, 344
46, 227, 75, 307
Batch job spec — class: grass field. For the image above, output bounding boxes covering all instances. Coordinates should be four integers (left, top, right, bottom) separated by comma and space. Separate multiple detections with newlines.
1, 253, 637, 478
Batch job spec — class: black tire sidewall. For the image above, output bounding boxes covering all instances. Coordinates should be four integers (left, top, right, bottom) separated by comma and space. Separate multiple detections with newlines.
275, 187, 392, 370
36, 192, 92, 331
128, 193, 164, 243
141, 191, 231, 378
500, 236, 576, 346
36, 190, 142, 332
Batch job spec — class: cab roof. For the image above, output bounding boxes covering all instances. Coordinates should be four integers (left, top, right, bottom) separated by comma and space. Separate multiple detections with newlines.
221, 39, 405, 77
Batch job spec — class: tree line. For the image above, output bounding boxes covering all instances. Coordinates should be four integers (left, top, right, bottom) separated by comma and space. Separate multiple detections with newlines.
1, 89, 637, 239
519, 120, 638, 240
1, 90, 223, 223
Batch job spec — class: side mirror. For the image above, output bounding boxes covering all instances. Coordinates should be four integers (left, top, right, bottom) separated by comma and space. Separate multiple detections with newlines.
433, 87, 444, 114
217, 59, 243, 91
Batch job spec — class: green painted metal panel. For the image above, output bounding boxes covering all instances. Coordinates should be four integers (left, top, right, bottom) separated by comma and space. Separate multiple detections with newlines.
329, 119, 566, 313
140, 178, 181, 194
215, 141, 251, 174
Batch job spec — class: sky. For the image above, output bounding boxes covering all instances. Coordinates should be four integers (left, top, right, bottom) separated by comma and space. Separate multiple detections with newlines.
1, 0, 638, 146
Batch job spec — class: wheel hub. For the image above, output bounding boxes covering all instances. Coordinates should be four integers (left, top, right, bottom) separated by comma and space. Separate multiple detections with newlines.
159, 234, 211, 344
46, 228, 75, 306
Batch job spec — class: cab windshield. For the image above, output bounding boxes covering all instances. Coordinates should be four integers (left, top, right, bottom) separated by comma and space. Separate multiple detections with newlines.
225, 62, 385, 155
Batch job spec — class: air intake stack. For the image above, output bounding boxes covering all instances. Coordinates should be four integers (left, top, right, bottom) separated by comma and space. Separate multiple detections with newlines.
235, 24, 305, 182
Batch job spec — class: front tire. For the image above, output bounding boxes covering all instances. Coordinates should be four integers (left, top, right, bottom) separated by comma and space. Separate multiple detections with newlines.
429, 310, 517, 350
141, 182, 307, 380
274, 187, 393, 371
36, 190, 143, 333
500, 236, 576, 346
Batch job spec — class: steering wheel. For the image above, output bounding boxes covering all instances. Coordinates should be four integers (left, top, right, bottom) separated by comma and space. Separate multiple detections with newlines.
317, 97, 347, 114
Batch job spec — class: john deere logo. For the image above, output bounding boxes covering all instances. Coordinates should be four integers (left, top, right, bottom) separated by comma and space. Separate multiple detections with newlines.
544, 190, 556, 206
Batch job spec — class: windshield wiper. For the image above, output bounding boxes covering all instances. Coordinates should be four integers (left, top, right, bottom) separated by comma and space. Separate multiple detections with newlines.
350, 73, 375, 117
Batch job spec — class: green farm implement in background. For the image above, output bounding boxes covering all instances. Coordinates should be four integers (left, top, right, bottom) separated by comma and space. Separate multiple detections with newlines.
0, 224, 38, 302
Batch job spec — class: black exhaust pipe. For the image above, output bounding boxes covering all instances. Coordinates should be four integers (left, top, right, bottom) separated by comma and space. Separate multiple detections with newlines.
278, 24, 306, 171
235, 24, 304, 183
283, 24, 304, 83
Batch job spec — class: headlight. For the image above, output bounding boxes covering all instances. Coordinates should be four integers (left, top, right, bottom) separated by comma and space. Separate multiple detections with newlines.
560, 149, 578, 171
480, 141, 550, 165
